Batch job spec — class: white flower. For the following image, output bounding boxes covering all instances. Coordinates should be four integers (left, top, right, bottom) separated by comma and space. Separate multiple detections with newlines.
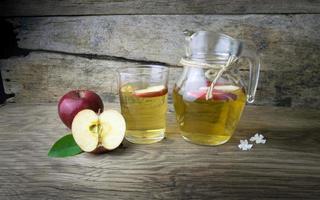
238, 139, 253, 151
250, 133, 266, 144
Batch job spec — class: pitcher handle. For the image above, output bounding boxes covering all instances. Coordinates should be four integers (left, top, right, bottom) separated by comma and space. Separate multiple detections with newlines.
239, 44, 260, 103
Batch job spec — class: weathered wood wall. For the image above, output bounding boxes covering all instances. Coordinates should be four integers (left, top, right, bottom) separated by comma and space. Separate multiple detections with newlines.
1, 0, 320, 16
0, 1, 319, 108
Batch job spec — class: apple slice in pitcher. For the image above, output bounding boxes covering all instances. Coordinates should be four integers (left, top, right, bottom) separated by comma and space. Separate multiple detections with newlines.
213, 85, 239, 100
186, 85, 239, 101
134, 85, 168, 97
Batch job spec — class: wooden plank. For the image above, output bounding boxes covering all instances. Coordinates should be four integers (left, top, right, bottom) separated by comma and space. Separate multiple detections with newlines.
1, 0, 320, 16
0, 52, 182, 104
0, 103, 319, 199
3, 51, 319, 107
8, 15, 320, 69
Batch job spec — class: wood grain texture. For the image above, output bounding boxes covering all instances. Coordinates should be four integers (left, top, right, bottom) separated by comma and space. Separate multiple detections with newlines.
0, 52, 181, 104
8, 15, 320, 67
0, 103, 319, 199
2, 51, 318, 108
1, 0, 320, 16
1, 15, 320, 107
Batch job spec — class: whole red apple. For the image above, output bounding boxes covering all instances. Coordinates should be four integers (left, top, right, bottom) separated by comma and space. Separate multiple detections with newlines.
58, 90, 104, 129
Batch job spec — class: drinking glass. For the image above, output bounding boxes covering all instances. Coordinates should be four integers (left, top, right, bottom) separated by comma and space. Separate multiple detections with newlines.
117, 65, 169, 144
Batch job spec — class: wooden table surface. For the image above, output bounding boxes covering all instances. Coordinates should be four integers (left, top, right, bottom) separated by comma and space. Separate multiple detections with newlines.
0, 103, 319, 199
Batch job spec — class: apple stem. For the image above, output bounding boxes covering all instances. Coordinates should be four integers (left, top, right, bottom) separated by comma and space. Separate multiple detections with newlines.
98, 109, 101, 115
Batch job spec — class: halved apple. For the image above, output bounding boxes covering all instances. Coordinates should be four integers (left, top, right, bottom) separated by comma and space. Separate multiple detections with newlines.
71, 109, 126, 153
134, 85, 167, 97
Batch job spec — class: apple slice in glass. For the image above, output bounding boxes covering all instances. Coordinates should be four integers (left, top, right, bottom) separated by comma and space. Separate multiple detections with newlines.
134, 85, 168, 97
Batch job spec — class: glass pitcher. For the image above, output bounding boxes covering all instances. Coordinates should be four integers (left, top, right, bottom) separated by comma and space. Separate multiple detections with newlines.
173, 30, 260, 146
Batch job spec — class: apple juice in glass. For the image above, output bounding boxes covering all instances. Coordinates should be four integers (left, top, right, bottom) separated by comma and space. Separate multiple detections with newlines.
118, 65, 169, 144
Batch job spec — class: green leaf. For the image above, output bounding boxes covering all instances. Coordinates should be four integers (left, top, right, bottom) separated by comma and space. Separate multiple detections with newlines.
48, 134, 83, 158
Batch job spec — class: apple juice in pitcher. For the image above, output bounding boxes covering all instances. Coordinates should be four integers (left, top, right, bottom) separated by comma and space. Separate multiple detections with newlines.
173, 82, 246, 145
173, 30, 260, 145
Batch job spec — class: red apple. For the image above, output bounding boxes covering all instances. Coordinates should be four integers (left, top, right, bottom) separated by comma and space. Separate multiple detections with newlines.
58, 90, 104, 129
